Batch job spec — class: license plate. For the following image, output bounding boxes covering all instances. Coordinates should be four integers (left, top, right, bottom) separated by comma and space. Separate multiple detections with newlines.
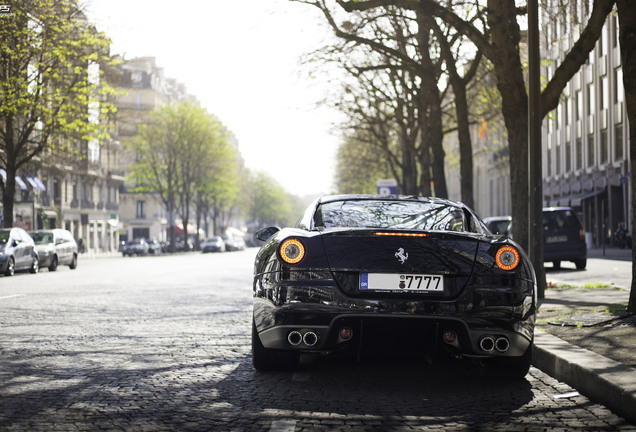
360, 273, 444, 292
547, 235, 568, 243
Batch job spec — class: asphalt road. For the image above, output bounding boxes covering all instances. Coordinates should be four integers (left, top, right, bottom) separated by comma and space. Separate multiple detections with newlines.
1, 250, 634, 431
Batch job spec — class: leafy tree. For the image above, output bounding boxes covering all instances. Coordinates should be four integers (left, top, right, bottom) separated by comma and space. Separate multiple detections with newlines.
244, 170, 297, 228
338, 0, 614, 298
335, 133, 393, 194
297, 1, 482, 204
0, 0, 117, 227
129, 101, 237, 251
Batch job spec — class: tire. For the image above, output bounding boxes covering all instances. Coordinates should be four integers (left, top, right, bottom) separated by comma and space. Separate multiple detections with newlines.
574, 258, 586, 270
69, 254, 78, 270
552, 260, 561, 270
487, 341, 532, 380
252, 320, 298, 371
49, 256, 58, 272
29, 255, 39, 274
4, 257, 15, 276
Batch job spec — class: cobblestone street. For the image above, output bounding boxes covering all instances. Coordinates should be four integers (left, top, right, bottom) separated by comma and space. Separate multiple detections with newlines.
1, 251, 634, 431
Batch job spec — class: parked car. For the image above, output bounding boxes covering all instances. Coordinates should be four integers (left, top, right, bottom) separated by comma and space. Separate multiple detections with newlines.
543, 207, 587, 270
29, 229, 78, 271
201, 236, 226, 253
252, 194, 537, 378
222, 234, 246, 251
0, 227, 39, 276
484, 216, 512, 237
122, 238, 149, 256
147, 239, 162, 255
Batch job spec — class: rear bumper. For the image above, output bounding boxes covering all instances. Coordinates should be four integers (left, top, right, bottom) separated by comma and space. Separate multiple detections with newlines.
543, 242, 587, 261
253, 283, 536, 359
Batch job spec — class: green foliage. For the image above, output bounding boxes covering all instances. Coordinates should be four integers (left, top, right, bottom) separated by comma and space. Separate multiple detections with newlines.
243, 170, 302, 227
0, 0, 119, 225
129, 101, 239, 232
335, 133, 393, 194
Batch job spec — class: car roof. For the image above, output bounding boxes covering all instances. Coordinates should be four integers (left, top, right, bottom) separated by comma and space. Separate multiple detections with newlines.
317, 194, 465, 208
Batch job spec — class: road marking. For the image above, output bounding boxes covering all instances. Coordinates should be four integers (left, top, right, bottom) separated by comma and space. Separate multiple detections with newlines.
269, 420, 296, 432
0, 294, 26, 300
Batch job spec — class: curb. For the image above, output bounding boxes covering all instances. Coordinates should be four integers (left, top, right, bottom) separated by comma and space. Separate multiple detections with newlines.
533, 330, 636, 424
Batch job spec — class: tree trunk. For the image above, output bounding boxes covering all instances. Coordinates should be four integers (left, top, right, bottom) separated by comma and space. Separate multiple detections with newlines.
1, 168, 16, 228
616, 0, 636, 312
487, 0, 529, 252
417, 12, 447, 198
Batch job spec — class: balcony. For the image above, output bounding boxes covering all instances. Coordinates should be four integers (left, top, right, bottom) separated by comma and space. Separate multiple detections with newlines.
81, 200, 95, 210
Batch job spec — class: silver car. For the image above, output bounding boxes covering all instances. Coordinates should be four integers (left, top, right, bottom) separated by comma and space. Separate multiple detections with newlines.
29, 229, 78, 271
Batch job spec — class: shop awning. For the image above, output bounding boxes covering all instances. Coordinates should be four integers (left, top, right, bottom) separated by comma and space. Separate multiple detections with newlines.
546, 190, 603, 207
0, 169, 27, 190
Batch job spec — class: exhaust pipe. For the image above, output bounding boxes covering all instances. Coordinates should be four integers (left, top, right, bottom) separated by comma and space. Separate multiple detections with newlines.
479, 336, 495, 352
303, 331, 319, 347
495, 337, 510, 352
288, 331, 302, 346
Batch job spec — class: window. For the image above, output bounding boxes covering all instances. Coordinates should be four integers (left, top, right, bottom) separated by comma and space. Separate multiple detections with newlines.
615, 68, 624, 103
587, 133, 595, 167
556, 137, 561, 175
600, 129, 608, 164
136, 201, 145, 219
576, 138, 583, 170
601, 76, 609, 110
615, 123, 623, 161
565, 141, 571, 173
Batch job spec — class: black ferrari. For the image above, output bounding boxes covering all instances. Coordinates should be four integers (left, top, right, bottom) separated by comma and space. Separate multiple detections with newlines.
252, 195, 537, 378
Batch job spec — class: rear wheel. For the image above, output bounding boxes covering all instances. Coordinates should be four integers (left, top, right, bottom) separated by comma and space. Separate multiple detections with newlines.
4, 257, 15, 276
252, 320, 298, 371
29, 255, 39, 274
574, 258, 586, 270
49, 256, 58, 272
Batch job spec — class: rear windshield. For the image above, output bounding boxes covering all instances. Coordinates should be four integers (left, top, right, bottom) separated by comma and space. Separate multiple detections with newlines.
543, 210, 580, 229
30, 232, 54, 244
315, 200, 474, 232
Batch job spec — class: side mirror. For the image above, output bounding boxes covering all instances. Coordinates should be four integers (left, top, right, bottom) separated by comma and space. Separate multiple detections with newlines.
256, 227, 280, 242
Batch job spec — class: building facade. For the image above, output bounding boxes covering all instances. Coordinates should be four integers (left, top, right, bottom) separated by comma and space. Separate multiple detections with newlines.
542, 8, 630, 248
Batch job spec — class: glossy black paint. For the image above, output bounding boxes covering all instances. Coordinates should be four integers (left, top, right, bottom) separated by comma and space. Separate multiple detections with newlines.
252, 195, 537, 372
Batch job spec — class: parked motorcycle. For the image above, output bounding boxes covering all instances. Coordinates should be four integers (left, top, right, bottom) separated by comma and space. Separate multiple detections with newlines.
614, 222, 632, 249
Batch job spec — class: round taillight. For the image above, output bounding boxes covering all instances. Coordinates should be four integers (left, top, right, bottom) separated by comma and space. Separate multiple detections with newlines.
495, 245, 520, 271
280, 239, 305, 264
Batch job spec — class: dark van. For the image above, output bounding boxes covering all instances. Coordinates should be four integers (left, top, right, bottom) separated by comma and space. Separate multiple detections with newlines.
543, 207, 587, 270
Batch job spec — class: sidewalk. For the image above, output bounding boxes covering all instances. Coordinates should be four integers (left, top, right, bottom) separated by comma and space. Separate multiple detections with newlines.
533, 248, 635, 425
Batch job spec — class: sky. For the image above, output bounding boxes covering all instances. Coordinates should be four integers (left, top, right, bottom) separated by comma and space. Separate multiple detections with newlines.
85, 0, 344, 199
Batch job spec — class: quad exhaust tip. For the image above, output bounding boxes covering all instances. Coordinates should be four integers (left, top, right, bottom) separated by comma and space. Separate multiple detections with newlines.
495, 337, 510, 352
479, 336, 510, 352
287, 331, 302, 346
479, 336, 495, 352
303, 331, 319, 347
288, 330, 319, 347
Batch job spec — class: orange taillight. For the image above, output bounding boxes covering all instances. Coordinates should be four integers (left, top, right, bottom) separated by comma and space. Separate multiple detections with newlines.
279, 239, 305, 264
495, 245, 520, 271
